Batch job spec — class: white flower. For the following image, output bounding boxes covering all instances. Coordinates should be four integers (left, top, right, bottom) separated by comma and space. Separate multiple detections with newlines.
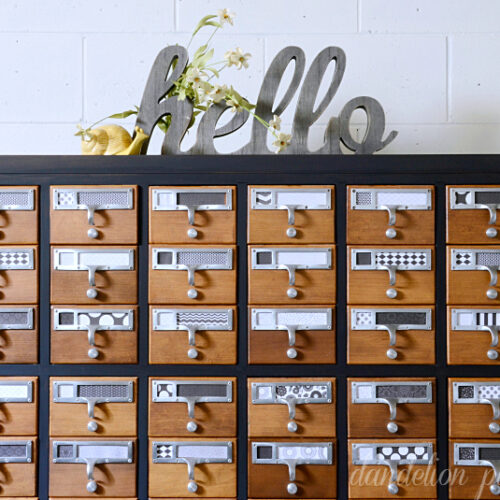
224, 47, 251, 69
209, 84, 228, 103
197, 81, 213, 102
269, 114, 281, 131
226, 96, 243, 113
185, 67, 207, 88
218, 8, 235, 25
273, 132, 291, 153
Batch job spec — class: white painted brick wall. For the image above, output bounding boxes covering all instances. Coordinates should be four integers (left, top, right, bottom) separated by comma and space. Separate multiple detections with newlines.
0, 0, 499, 154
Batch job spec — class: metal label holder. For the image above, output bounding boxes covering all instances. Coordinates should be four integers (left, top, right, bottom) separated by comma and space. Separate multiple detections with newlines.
0, 189, 35, 211
0, 248, 34, 270
0, 307, 34, 330
0, 440, 32, 463
0, 381, 33, 403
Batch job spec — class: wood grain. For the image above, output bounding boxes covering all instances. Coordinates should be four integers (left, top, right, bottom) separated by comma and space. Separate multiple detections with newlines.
247, 185, 335, 244
149, 377, 237, 437
50, 185, 138, 245
49, 377, 137, 437
248, 377, 335, 438
149, 186, 236, 244
348, 246, 435, 305
0, 376, 37, 436
0, 305, 38, 364
0, 437, 36, 496
149, 437, 237, 498
348, 377, 436, 438
347, 185, 435, 245
50, 246, 137, 304
49, 437, 136, 497
0, 186, 38, 244
0, 246, 38, 304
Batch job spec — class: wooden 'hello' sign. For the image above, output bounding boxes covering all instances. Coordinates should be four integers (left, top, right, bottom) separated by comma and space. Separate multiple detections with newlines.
134, 45, 398, 155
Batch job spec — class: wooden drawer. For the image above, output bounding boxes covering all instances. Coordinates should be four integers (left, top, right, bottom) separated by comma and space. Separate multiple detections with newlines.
449, 379, 500, 438
348, 246, 435, 305
51, 306, 137, 364
0, 186, 38, 244
0, 246, 38, 304
248, 378, 335, 438
50, 185, 138, 244
50, 246, 137, 304
248, 185, 335, 244
149, 438, 236, 498
149, 377, 236, 437
349, 439, 436, 498
49, 377, 137, 437
248, 246, 335, 305
347, 306, 435, 364
49, 438, 135, 497
449, 440, 500, 499
149, 306, 236, 364
347, 185, 434, 244
0, 438, 36, 496
447, 306, 500, 364
447, 185, 500, 244
248, 306, 335, 364
0, 306, 37, 364
0, 377, 37, 436
149, 246, 236, 305
248, 439, 336, 498
348, 378, 436, 438
447, 246, 500, 304
149, 186, 236, 244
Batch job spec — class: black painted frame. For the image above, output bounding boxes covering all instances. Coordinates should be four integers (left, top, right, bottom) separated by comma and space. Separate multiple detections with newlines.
0, 154, 499, 500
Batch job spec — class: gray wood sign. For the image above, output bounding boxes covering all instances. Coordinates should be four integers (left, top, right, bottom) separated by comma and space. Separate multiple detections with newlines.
134, 45, 397, 155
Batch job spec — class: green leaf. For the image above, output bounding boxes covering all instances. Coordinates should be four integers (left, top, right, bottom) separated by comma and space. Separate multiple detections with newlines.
192, 44, 208, 61
192, 14, 218, 37
204, 21, 222, 29
194, 47, 214, 68
108, 109, 138, 119
204, 66, 220, 78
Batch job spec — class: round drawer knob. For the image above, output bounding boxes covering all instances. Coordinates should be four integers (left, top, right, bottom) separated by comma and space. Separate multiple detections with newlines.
287, 483, 298, 495
87, 228, 99, 239
187, 288, 198, 299
490, 484, 500, 495
385, 228, 397, 239
187, 480, 198, 493
488, 349, 499, 360
187, 228, 198, 239
287, 421, 298, 433
87, 480, 98, 493
387, 422, 399, 433
386, 288, 398, 299
487, 289, 498, 300
287, 288, 298, 299
86, 288, 98, 299
88, 348, 99, 359
187, 421, 198, 432
487, 227, 498, 238
287, 348, 298, 359
489, 422, 500, 434
187, 348, 198, 359
87, 421, 98, 432
286, 227, 297, 238
386, 348, 398, 360
388, 483, 399, 495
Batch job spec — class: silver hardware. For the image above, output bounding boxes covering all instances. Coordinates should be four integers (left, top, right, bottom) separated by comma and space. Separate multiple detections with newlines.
386, 228, 397, 239
0, 189, 34, 210
187, 421, 198, 433
287, 288, 297, 298
491, 423, 500, 434
386, 288, 397, 299
88, 347, 99, 359
187, 348, 198, 358
187, 228, 198, 239
187, 288, 198, 299
492, 484, 500, 495
0, 248, 34, 270
386, 348, 398, 359
287, 348, 298, 359
87, 479, 97, 493
454, 442, 500, 492
53, 188, 134, 225
187, 480, 198, 493
0, 440, 32, 463
288, 421, 298, 433
488, 228, 499, 238
152, 188, 232, 226
0, 381, 33, 403
87, 228, 99, 239
0, 307, 34, 330
387, 422, 398, 433
287, 227, 297, 238
489, 350, 500, 360
450, 188, 500, 225
87, 421, 98, 432
489, 289, 499, 300
287, 482, 298, 495
388, 483, 399, 495
451, 248, 500, 289
86, 288, 97, 299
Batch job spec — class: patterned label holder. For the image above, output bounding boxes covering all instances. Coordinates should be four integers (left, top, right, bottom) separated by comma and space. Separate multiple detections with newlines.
251, 381, 333, 433
0, 307, 34, 331
350, 308, 432, 360
0, 189, 35, 211
252, 441, 333, 495
352, 442, 434, 495
151, 379, 232, 432
152, 441, 233, 493
52, 440, 133, 493
151, 308, 233, 360
0, 440, 32, 463
0, 248, 34, 270
52, 380, 134, 433
53, 308, 134, 359
453, 381, 500, 434
351, 381, 433, 433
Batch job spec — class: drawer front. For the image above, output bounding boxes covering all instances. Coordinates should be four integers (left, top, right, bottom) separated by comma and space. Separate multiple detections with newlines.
349, 439, 436, 498
50, 306, 137, 364
249, 306, 335, 364
348, 378, 436, 438
0, 377, 37, 436
348, 246, 435, 305
0, 438, 36, 496
0, 186, 38, 244
49, 377, 137, 437
248, 246, 335, 304
0, 306, 38, 364
49, 438, 135, 497
348, 306, 435, 364
347, 185, 434, 244
248, 439, 336, 498
149, 377, 236, 437
149, 438, 236, 497
248, 378, 335, 438
149, 306, 237, 364
248, 185, 335, 244
149, 246, 236, 304
0, 246, 38, 304
447, 185, 500, 244
448, 306, 500, 365
149, 186, 236, 244
449, 379, 500, 438
50, 246, 137, 304
50, 185, 138, 244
